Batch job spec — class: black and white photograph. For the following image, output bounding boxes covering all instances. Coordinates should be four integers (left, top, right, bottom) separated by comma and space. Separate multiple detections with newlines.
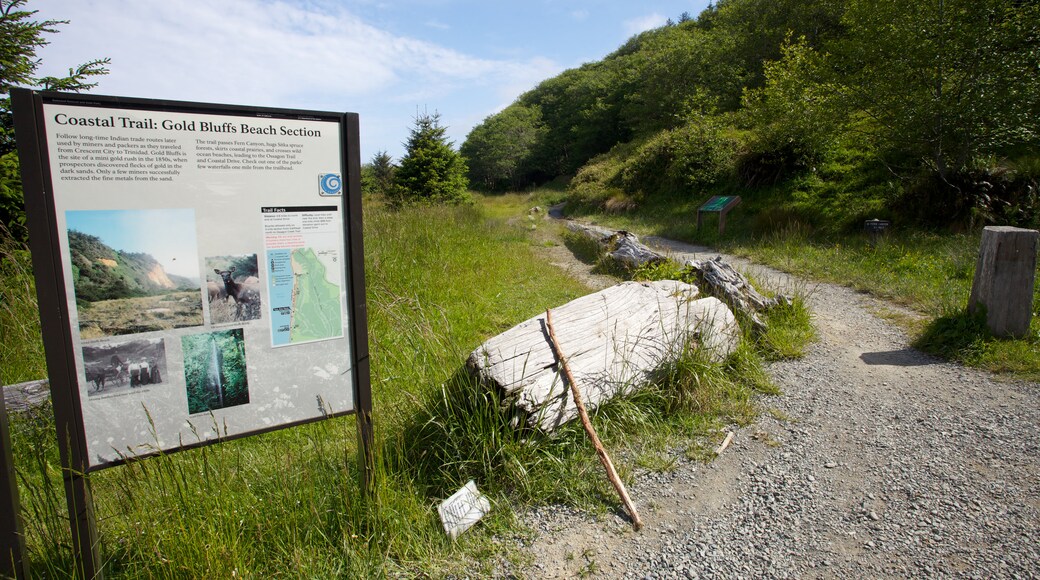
82, 337, 168, 397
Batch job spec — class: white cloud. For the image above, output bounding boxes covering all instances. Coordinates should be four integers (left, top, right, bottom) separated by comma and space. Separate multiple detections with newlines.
31, 0, 560, 157
623, 12, 668, 36
425, 19, 451, 30
571, 9, 589, 21
36, 1, 486, 105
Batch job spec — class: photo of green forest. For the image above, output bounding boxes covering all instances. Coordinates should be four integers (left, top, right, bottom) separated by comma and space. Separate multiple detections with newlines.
181, 328, 249, 415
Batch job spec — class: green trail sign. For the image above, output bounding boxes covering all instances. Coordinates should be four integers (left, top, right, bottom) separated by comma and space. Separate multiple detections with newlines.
697, 195, 741, 234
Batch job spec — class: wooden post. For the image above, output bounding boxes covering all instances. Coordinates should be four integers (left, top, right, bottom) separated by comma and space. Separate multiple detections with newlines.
968, 226, 1039, 338
1, 387, 29, 580
545, 309, 643, 531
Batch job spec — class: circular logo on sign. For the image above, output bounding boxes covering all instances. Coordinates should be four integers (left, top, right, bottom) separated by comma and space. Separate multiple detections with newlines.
320, 173, 342, 196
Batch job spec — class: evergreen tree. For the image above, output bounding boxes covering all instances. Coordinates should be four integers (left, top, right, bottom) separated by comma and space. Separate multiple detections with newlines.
393, 111, 469, 205
0, 0, 108, 240
370, 150, 395, 196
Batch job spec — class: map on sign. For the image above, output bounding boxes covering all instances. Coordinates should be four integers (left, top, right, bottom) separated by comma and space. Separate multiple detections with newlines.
263, 206, 345, 347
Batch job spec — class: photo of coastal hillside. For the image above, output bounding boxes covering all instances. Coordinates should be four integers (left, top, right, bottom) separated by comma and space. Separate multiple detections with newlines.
66, 209, 203, 338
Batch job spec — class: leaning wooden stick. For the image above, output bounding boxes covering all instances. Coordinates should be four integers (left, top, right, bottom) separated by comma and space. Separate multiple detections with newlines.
545, 308, 643, 531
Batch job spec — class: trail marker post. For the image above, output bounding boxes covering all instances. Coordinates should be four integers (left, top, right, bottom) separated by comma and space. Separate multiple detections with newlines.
697, 195, 741, 235
968, 226, 1039, 338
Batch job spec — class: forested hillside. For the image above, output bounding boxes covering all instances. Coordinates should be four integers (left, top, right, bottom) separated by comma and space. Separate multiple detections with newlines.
462, 0, 1039, 230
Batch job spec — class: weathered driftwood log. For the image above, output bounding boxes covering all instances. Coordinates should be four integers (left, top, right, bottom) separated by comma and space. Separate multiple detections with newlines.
685, 257, 791, 333
2, 379, 50, 413
566, 222, 666, 268
467, 280, 740, 433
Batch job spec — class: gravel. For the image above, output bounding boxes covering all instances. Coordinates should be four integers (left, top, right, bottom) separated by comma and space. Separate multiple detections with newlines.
498, 233, 1040, 578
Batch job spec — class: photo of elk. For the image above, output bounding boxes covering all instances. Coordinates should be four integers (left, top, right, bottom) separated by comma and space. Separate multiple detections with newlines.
205, 254, 262, 324
181, 328, 249, 415
65, 209, 204, 338
82, 337, 168, 398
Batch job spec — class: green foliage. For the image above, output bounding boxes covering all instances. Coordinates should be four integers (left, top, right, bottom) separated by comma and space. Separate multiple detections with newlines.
182, 329, 250, 414
0, 221, 44, 383
461, 104, 546, 191
825, 0, 1040, 222
361, 150, 395, 197
0, 0, 109, 239
620, 115, 739, 195
392, 112, 469, 205
464, 0, 1037, 231
739, 36, 840, 186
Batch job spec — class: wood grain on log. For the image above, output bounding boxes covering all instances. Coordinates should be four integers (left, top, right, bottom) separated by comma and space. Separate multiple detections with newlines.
686, 257, 790, 333
566, 223, 666, 268
467, 281, 740, 432
968, 226, 1039, 338
2, 379, 50, 414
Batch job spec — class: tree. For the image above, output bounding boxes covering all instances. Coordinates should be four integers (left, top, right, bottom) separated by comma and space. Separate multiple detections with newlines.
833, 0, 1039, 179
825, 0, 1040, 221
461, 104, 546, 191
361, 150, 395, 197
0, 0, 109, 239
393, 111, 469, 204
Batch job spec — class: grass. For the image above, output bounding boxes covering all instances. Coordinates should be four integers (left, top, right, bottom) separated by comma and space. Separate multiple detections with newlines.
0, 225, 46, 385
6, 196, 812, 577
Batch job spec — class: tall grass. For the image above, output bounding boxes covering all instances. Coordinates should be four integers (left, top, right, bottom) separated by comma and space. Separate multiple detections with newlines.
0, 223, 46, 385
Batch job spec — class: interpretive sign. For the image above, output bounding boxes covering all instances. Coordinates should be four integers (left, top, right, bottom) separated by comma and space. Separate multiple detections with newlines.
697, 195, 741, 234
12, 90, 371, 471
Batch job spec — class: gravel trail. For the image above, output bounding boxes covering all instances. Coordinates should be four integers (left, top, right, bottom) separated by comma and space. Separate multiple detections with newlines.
508, 226, 1040, 578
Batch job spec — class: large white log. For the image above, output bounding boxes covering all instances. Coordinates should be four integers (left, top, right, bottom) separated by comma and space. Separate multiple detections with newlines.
467, 281, 741, 433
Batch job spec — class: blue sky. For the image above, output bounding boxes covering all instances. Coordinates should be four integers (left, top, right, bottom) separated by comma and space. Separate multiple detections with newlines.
34, 0, 711, 162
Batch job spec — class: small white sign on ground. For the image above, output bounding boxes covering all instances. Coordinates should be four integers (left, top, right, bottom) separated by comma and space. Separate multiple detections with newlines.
438, 480, 490, 540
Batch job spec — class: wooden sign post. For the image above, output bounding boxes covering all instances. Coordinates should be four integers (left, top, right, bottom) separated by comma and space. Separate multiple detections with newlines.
697, 195, 741, 235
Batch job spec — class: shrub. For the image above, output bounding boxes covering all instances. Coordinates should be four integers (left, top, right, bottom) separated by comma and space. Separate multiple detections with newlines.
619, 117, 738, 195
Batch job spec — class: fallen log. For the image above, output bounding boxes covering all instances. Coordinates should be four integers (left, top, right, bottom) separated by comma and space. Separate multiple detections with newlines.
566, 222, 666, 268
2, 379, 50, 414
467, 280, 740, 433
685, 257, 791, 333
565, 221, 788, 332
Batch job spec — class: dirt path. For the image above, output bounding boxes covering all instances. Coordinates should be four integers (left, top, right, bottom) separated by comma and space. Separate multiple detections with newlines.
506, 218, 1040, 577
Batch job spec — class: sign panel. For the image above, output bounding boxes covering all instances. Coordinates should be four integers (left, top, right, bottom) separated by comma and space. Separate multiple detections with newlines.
698, 195, 740, 213
24, 94, 365, 469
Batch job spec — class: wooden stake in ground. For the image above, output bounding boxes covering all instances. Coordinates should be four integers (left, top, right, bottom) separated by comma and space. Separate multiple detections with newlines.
545, 309, 644, 531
